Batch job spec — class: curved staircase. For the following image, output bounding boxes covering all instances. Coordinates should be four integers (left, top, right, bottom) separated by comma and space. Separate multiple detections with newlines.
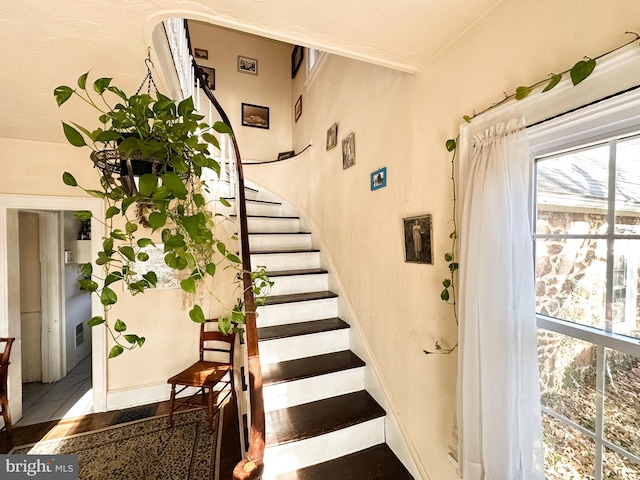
239, 185, 415, 479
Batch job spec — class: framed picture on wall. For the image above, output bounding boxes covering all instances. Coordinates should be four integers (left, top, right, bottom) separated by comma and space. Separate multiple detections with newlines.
241, 103, 269, 129
238, 55, 258, 75
403, 214, 433, 264
195, 65, 215, 90
295, 95, 302, 122
371, 167, 387, 191
342, 132, 355, 169
326, 123, 338, 150
291, 45, 304, 78
194, 48, 208, 60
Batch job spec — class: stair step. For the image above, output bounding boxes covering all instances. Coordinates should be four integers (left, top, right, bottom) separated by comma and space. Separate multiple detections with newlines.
251, 250, 321, 271
249, 232, 312, 251
266, 268, 328, 277
259, 318, 348, 342
265, 291, 338, 306
263, 351, 366, 412
244, 215, 301, 233
275, 444, 414, 480
263, 350, 364, 385
266, 390, 385, 447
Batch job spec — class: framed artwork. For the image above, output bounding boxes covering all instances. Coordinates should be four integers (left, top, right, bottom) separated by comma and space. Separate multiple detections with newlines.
371, 167, 387, 191
291, 45, 304, 78
131, 244, 179, 289
295, 95, 302, 122
403, 215, 433, 264
277, 151, 295, 160
194, 48, 208, 60
238, 55, 258, 75
195, 65, 215, 90
326, 123, 338, 150
241, 103, 269, 129
342, 132, 355, 169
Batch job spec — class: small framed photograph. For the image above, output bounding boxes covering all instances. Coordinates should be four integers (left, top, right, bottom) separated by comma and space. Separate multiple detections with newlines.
194, 48, 208, 60
371, 167, 387, 191
291, 45, 304, 79
241, 103, 269, 129
326, 123, 338, 151
238, 55, 258, 75
295, 95, 302, 122
342, 132, 355, 169
277, 151, 295, 160
195, 65, 215, 90
403, 215, 433, 264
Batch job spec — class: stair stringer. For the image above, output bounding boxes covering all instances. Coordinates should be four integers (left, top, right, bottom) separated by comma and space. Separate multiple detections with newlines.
242, 178, 427, 480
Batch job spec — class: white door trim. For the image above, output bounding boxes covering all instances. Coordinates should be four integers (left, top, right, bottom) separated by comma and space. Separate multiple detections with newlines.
0, 194, 106, 416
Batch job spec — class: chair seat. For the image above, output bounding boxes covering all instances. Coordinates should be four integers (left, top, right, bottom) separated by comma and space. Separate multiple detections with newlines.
168, 361, 231, 389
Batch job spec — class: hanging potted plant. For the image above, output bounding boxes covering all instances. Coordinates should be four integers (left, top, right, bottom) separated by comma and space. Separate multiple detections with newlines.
54, 70, 271, 358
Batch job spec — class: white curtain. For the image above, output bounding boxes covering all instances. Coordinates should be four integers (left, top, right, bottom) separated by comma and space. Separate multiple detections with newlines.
457, 118, 544, 479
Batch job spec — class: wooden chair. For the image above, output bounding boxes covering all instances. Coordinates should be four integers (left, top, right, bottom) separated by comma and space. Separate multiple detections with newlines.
0, 337, 15, 438
167, 320, 235, 432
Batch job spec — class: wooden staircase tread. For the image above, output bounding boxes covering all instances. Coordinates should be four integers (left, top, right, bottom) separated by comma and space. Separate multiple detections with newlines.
264, 291, 338, 305
275, 444, 414, 480
249, 231, 311, 235
265, 268, 328, 277
233, 214, 300, 219
266, 391, 385, 446
258, 318, 349, 341
222, 197, 280, 205
250, 248, 320, 255
263, 350, 365, 385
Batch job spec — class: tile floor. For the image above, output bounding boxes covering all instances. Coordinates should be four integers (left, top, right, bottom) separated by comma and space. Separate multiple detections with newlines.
16, 354, 93, 426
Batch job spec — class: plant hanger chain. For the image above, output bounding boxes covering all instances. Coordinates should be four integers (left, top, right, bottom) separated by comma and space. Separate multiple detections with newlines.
136, 53, 158, 96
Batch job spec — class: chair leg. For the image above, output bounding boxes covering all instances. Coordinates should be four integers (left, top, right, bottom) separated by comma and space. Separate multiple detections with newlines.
1, 396, 11, 438
167, 384, 176, 427
207, 387, 214, 433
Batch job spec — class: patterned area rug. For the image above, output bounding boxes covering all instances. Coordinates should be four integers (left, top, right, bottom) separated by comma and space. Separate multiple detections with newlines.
10, 409, 221, 480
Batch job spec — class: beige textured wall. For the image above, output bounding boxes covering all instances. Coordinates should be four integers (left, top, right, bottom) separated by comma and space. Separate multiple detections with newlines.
244, 1, 640, 478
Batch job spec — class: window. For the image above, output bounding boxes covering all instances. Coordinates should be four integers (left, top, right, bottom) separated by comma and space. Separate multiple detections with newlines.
535, 133, 640, 479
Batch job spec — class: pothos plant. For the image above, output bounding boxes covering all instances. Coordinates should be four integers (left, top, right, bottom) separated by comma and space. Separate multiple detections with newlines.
54, 72, 272, 358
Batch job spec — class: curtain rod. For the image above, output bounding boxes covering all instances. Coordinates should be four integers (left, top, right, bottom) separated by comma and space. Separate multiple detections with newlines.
526, 82, 640, 130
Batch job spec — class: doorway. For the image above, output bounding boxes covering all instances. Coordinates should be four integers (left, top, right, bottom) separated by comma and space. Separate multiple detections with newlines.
0, 194, 106, 428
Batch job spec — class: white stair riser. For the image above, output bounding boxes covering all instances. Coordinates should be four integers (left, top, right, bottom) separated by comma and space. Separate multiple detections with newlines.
259, 329, 349, 364
245, 202, 282, 217
251, 251, 320, 272
248, 217, 300, 233
263, 367, 365, 412
262, 418, 386, 478
257, 298, 338, 327
268, 274, 329, 296
249, 234, 312, 252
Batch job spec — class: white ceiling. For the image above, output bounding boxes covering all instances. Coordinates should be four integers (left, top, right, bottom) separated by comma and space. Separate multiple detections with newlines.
0, 0, 503, 144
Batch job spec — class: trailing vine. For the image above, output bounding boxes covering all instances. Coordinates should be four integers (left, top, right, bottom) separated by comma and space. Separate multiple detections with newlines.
424, 32, 640, 356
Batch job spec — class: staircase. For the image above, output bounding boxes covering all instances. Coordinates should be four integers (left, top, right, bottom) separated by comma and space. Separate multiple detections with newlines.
239, 185, 414, 479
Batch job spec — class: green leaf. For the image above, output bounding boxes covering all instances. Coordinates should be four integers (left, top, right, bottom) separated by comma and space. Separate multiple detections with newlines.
193, 193, 205, 208
449, 262, 459, 272
114, 319, 127, 332
106, 86, 128, 101
219, 197, 231, 207
213, 121, 234, 135
542, 73, 562, 92
62, 172, 77, 187
180, 277, 197, 294
125, 221, 138, 235
442, 279, 451, 288
515, 86, 532, 100
104, 272, 123, 287
189, 304, 206, 323
108, 345, 124, 358
441, 288, 450, 301
142, 271, 157, 287
124, 334, 140, 344
77, 72, 89, 89
93, 77, 113, 95
137, 251, 149, 262
178, 96, 195, 117
205, 263, 216, 276
74, 211, 93, 221
121, 197, 136, 215
201, 132, 220, 150
119, 246, 135, 262
100, 287, 118, 306
161, 172, 187, 200
103, 237, 114, 254
88, 316, 105, 327
444, 252, 453, 262
110, 230, 126, 241
138, 173, 158, 198
137, 238, 154, 248
54, 86, 74, 106
445, 139, 456, 152
62, 122, 86, 147
105, 206, 120, 219
226, 253, 241, 264
570, 58, 596, 86
79, 278, 98, 291
148, 211, 167, 230
463, 115, 472, 123
79, 262, 93, 275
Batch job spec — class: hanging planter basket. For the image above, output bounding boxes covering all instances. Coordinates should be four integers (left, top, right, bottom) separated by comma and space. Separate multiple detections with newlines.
91, 149, 190, 197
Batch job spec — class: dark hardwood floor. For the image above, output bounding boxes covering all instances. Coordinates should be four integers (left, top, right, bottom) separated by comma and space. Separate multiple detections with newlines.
0, 398, 242, 479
